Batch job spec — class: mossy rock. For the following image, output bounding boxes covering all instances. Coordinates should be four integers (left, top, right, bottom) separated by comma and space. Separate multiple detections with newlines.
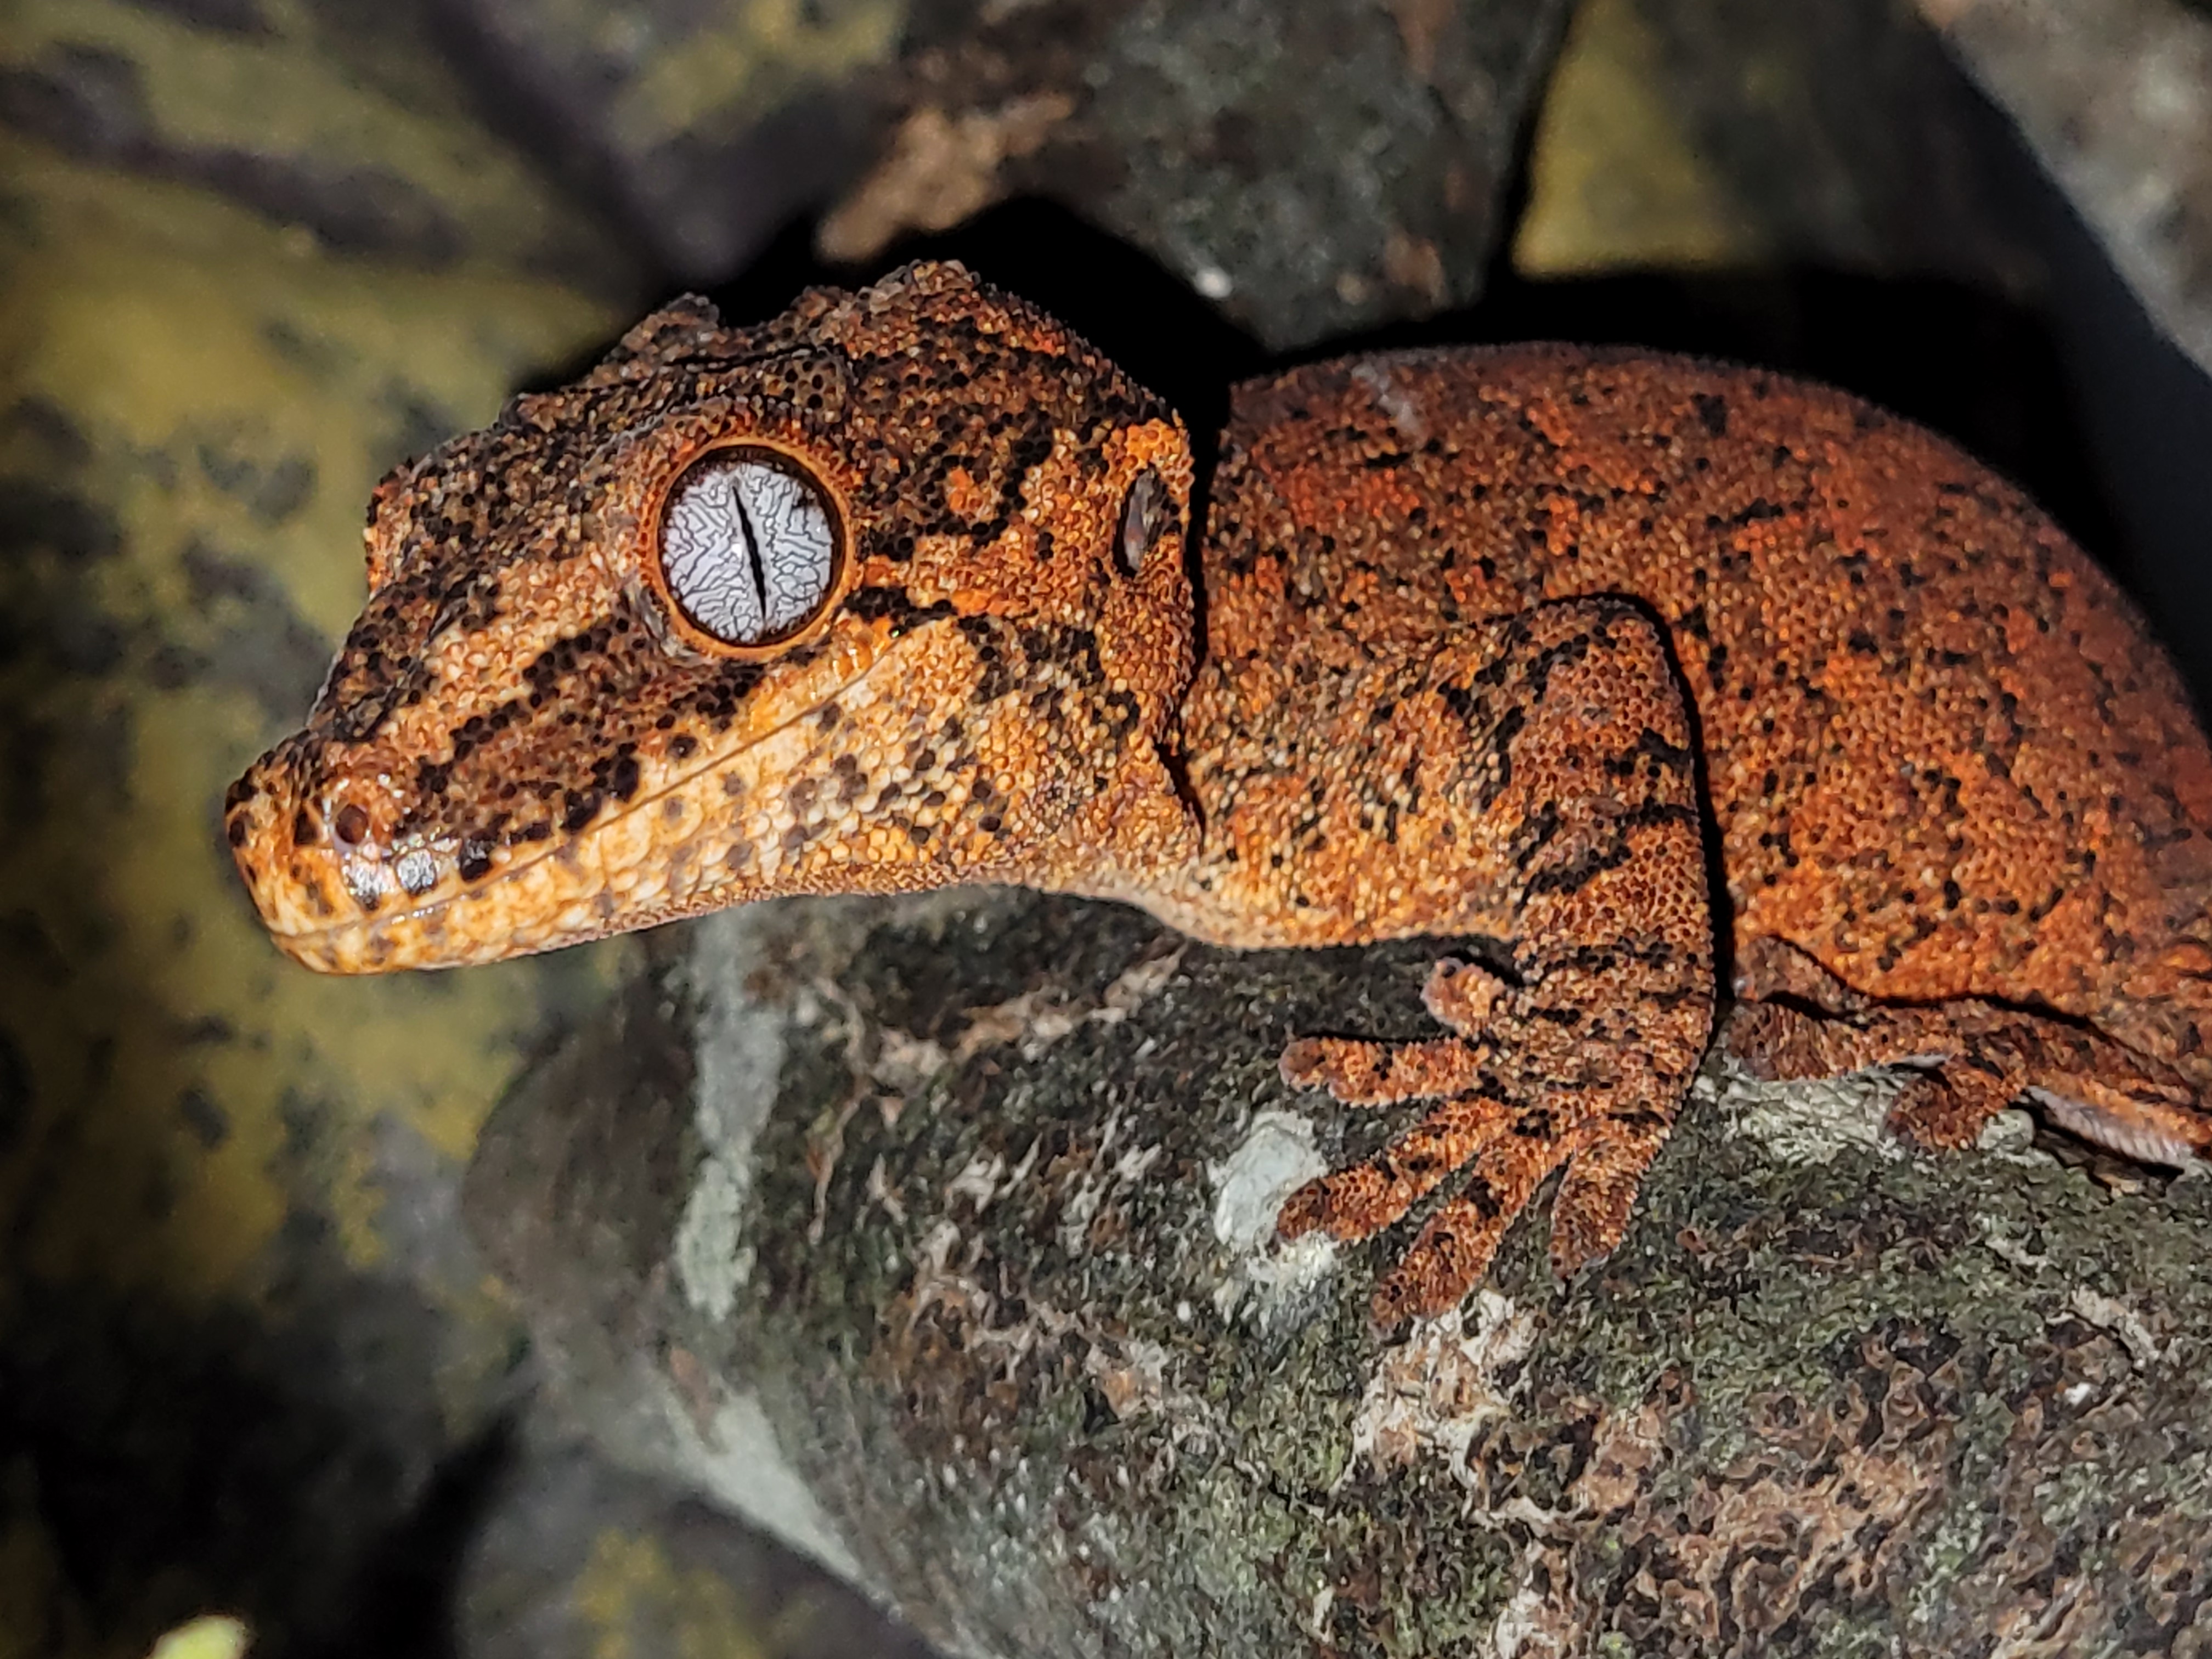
470, 888, 2212, 1658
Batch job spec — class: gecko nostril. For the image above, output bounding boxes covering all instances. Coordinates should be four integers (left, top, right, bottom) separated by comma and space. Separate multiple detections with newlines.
333, 803, 371, 847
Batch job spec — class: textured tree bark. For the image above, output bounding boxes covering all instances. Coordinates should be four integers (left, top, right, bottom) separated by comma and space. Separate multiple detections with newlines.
465, 888, 2212, 1658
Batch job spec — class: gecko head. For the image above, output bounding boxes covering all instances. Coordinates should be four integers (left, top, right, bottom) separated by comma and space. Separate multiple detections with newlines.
226, 261, 1198, 972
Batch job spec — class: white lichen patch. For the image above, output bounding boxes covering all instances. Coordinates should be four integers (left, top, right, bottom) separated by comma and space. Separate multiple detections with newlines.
1211, 1110, 1328, 1250
1207, 1109, 1336, 1325
654, 1374, 874, 1591
674, 1155, 752, 1320
673, 908, 793, 1319
1348, 1291, 1538, 1483
947, 1149, 1009, 1215
1706, 1049, 1907, 1165
2068, 1285, 2169, 1368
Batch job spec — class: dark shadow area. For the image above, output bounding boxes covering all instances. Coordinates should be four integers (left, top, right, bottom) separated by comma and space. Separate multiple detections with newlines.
307, 1414, 522, 1659
0, 1280, 455, 1655
1963, 80, 2212, 712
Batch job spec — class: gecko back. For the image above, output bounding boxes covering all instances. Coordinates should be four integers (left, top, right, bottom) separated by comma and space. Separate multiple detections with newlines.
1190, 346, 2212, 1094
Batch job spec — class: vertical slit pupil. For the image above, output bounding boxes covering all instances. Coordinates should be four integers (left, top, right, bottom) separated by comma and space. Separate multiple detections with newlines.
729, 486, 768, 612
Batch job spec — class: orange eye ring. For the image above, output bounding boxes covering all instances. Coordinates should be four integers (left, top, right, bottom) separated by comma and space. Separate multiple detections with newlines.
642, 441, 853, 659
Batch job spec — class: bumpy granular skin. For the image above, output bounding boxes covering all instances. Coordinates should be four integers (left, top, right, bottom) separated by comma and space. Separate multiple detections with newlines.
226, 261, 2212, 1323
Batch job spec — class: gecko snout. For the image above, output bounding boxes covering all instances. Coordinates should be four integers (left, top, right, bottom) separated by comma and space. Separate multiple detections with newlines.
224, 742, 461, 968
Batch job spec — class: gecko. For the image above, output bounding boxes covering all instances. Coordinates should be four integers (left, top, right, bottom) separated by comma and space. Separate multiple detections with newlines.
225, 261, 2212, 1327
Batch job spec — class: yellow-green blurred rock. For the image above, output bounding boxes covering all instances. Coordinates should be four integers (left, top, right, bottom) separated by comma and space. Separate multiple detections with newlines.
145, 1613, 250, 1659
1514, 0, 1767, 274
0, 72, 633, 1659
571, 1530, 767, 1659
3, 0, 630, 287
1514, 0, 2037, 292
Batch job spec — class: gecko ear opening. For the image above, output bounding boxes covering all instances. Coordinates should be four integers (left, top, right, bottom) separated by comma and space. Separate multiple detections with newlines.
645, 443, 851, 657
1116, 466, 1173, 577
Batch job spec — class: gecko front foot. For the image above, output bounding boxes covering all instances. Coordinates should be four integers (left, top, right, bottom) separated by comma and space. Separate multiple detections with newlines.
1276, 978, 1702, 1326
1730, 937, 2211, 1167
1271, 597, 1718, 1327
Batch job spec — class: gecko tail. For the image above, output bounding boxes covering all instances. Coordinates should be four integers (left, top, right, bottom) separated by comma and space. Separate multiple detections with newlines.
2026, 1086, 2210, 1170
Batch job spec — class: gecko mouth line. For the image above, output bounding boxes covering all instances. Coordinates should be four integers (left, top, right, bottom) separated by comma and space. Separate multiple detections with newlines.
265, 639, 916, 964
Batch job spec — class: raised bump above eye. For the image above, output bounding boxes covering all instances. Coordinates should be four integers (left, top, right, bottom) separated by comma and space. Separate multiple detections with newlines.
657, 448, 840, 648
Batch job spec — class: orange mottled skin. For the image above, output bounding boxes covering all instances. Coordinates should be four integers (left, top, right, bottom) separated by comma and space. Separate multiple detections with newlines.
227, 263, 2212, 1325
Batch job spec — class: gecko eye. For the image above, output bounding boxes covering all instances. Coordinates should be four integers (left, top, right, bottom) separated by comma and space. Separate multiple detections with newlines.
655, 447, 843, 649
1116, 466, 1171, 577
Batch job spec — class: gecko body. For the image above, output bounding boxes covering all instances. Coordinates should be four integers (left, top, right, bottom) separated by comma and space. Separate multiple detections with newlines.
227, 263, 2212, 1322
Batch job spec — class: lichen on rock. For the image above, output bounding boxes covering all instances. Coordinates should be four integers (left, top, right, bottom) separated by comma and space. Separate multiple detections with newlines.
469, 886, 2212, 1657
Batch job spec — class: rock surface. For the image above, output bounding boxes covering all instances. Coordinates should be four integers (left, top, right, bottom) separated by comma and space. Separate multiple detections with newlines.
822, 0, 1573, 347
467, 890, 2212, 1657
1921, 0, 2212, 377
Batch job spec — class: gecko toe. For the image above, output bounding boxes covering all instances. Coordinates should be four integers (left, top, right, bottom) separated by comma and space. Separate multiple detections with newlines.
1277, 1036, 1330, 1087
1734, 985, 2208, 1167
1885, 1061, 2015, 1152
1277, 1034, 1488, 1105
1277, 1087, 1521, 1241
1368, 1127, 1577, 1325
1420, 956, 1509, 1032
1547, 1121, 1662, 1277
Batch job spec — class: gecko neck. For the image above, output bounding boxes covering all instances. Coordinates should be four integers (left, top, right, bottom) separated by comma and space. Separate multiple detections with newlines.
1008, 734, 1204, 907
1009, 726, 1336, 950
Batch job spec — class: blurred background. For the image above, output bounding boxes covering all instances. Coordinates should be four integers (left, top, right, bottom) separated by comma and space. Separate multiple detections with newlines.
1, 0, 2208, 1652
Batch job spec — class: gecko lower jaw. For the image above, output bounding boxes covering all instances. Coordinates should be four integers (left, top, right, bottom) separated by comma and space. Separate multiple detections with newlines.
259, 848, 723, 973
242, 651, 905, 973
